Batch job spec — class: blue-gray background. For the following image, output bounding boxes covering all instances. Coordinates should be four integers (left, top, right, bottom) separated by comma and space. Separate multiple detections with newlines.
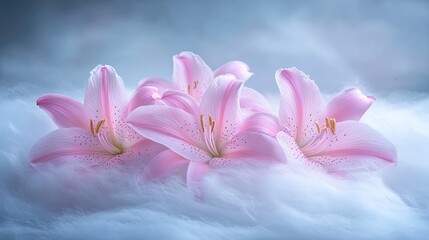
1, 0, 428, 99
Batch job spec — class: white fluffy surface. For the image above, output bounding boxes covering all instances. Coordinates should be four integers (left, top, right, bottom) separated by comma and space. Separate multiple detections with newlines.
1, 92, 428, 240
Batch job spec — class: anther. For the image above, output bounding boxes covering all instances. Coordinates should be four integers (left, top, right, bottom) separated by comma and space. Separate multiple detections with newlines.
330, 118, 336, 134
210, 121, 215, 133
193, 81, 198, 89
187, 84, 191, 94
90, 119, 96, 137
325, 117, 331, 129
95, 120, 105, 134
200, 114, 205, 133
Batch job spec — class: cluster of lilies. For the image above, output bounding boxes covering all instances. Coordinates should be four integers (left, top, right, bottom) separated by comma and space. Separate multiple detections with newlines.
30, 51, 396, 197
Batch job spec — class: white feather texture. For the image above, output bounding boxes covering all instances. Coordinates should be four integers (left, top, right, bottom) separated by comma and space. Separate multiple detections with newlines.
1, 91, 428, 240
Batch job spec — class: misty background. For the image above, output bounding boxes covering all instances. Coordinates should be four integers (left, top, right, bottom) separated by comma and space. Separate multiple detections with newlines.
1, 0, 428, 100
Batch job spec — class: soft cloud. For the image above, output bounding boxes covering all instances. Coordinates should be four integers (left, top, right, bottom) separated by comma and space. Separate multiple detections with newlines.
0, 88, 428, 239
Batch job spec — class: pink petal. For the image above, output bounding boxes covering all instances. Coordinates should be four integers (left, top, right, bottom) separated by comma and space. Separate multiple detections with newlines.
143, 149, 189, 180
240, 87, 272, 113
30, 128, 107, 165
212, 131, 285, 167
276, 131, 323, 170
137, 77, 177, 94
276, 68, 326, 147
127, 105, 211, 162
186, 161, 211, 200
84, 65, 141, 147
84, 65, 128, 128
173, 51, 214, 101
199, 75, 243, 145
240, 112, 280, 137
97, 138, 166, 168
37, 94, 87, 129
326, 88, 375, 122
302, 121, 397, 172
128, 86, 161, 112
128, 86, 159, 113
156, 90, 200, 115
213, 61, 253, 81
30, 128, 164, 168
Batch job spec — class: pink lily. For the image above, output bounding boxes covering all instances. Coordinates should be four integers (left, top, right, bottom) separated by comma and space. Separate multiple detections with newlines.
137, 51, 272, 113
128, 75, 285, 196
275, 67, 397, 173
30, 65, 164, 167
173, 51, 253, 101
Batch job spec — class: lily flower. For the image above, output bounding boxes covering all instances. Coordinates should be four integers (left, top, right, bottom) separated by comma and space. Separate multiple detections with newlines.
127, 75, 285, 196
172, 51, 253, 101
275, 67, 397, 173
137, 51, 272, 113
30, 65, 164, 167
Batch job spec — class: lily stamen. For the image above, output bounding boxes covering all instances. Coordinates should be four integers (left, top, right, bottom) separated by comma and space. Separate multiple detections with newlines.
200, 114, 205, 133
315, 122, 321, 134
325, 117, 331, 129
330, 118, 336, 134
90, 119, 106, 136
90, 119, 96, 136
199, 114, 220, 157
210, 120, 215, 133
95, 120, 105, 134
315, 117, 337, 135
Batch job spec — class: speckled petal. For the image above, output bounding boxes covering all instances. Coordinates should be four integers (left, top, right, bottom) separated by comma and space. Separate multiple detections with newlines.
127, 105, 210, 162
302, 121, 397, 172
276, 68, 326, 147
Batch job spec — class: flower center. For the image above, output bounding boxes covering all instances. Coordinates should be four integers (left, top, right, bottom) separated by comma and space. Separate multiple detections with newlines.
90, 118, 125, 155
315, 117, 336, 134
200, 114, 221, 157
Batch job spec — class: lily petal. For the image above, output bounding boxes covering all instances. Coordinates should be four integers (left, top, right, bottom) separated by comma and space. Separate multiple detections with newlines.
276, 68, 326, 147
302, 121, 397, 172
127, 105, 211, 162
213, 61, 253, 81
137, 77, 176, 94
97, 138, 166, 168
173, 51, 214, 101
84, 65, 140, 147
240, 112, 280, 137
156, 90, 200, 115
276, 131, 323, 170
128, 86, 159, 113
143, 149, 189, 180
240, 87, 272, 113
326, 88, 375, 122
186, 161, 211, 200
37, 94, 87, 129
211, 131, 285, 167
84, 65, 128, 123
30, 128, 107, 165
199, 75, 243, 144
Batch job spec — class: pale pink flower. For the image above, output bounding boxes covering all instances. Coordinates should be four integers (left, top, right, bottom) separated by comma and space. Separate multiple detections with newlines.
137, 51, 272, 114
275, 67, 397, 173
30, 65, 164, 167
128, 75, 285, 197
